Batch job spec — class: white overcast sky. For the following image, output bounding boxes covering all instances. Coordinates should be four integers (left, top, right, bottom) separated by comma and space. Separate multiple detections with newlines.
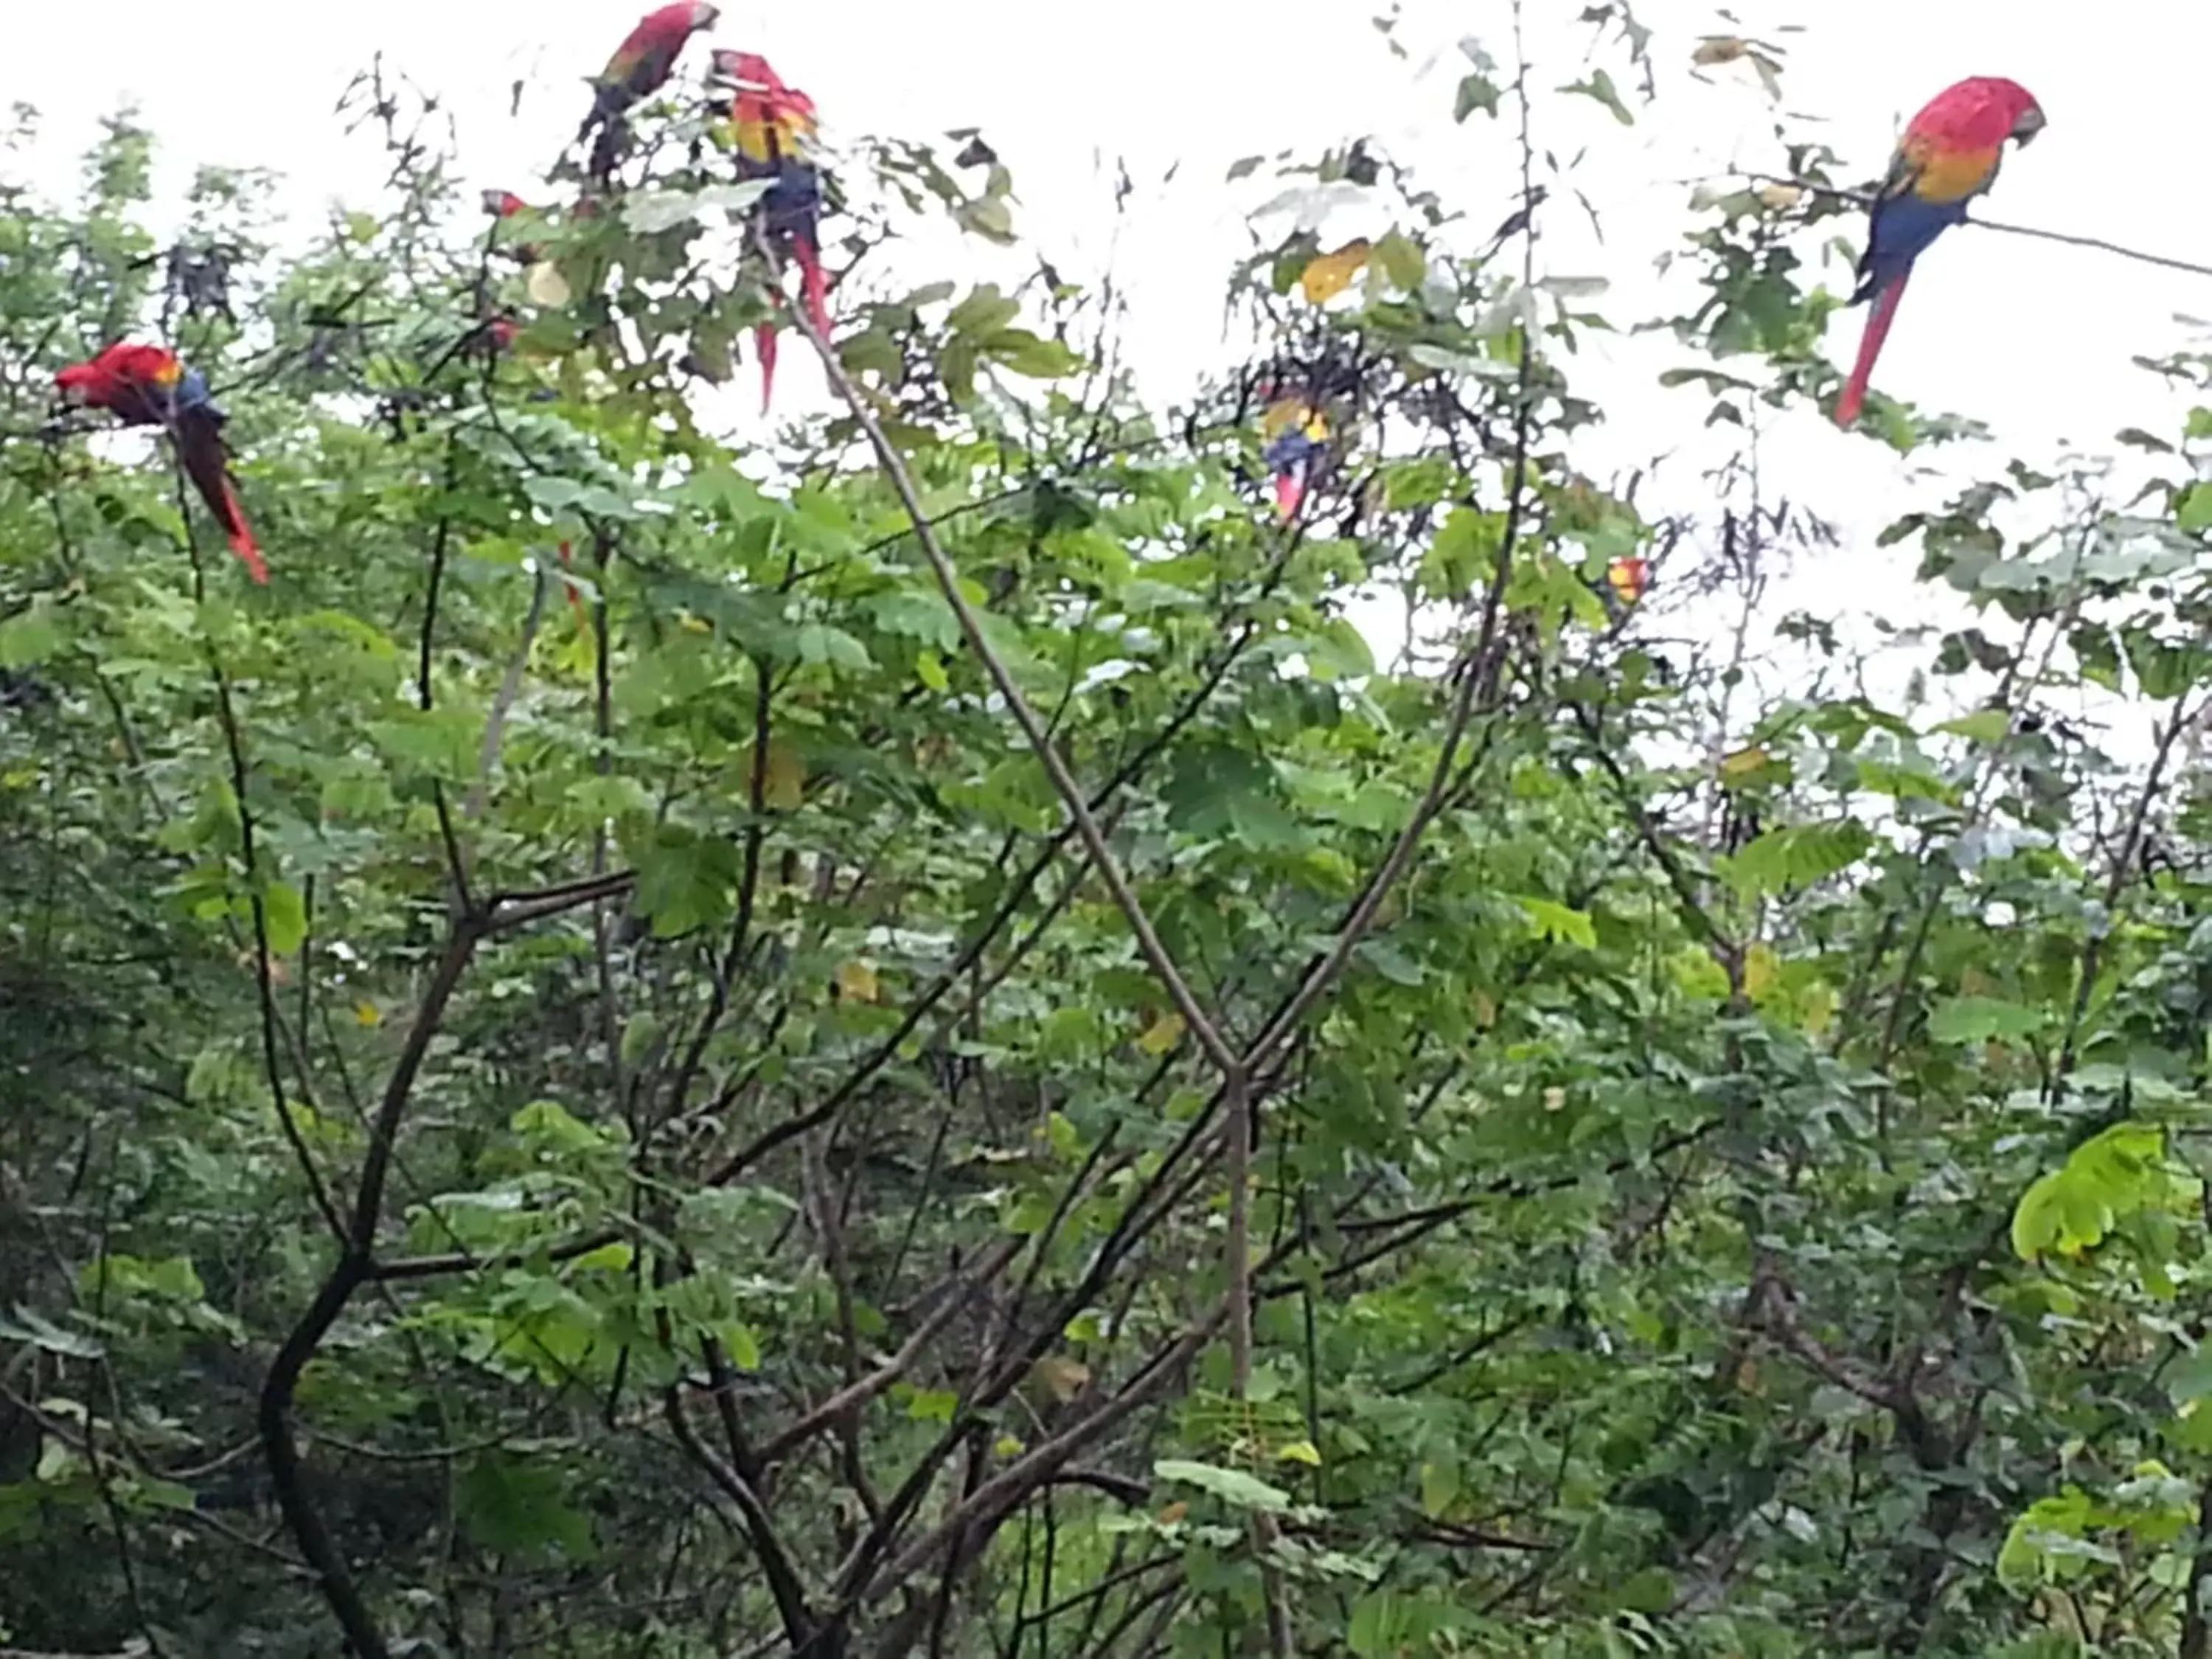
7, 0, 2210, 741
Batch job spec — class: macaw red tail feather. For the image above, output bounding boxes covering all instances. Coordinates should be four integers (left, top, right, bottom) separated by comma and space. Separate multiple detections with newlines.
556, 539, 587, 625
794, 236, 829, 337
176, 414, 266, 583
755, 323, 779, 413
1836, 274, 1908, 428
1273, 471, 1304, 521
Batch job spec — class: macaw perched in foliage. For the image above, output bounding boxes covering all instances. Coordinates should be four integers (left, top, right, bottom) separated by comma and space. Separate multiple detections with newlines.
56, 343, 266, 583
1604, 555, 1650, 608
481, 189, 537, 252
1834, 76, 2044, 427
577, 1, 720, 179
709, 49, 831, 411
1258, 392, 1329, 521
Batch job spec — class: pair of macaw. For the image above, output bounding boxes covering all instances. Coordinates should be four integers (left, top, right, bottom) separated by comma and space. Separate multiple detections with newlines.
560, 7, 831, 410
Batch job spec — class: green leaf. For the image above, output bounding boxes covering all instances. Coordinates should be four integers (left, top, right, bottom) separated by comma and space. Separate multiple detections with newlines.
1373, 229, 1426, 292
1723, 821, 1872, 899
945, 285, 1021, 339
1454, 72, 1503, 122
621, 181, 771, 233
1928, 996, 2047, 1045
1562, 68, 1635, 125
260, 880, 307, 957
459, 1455, 597, 1562
0, 597, 63, 669
1152, 1458, 1292, 1512
983, 327, 1084, 378
1517, 895, 1597, 949
1933, 708, 2011, 744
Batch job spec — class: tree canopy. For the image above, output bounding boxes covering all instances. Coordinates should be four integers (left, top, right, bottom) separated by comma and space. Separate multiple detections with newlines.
5, 15, 2212, 1659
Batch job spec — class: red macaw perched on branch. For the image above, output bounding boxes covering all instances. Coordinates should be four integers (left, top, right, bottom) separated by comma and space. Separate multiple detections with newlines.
577, 1, 720, 179
1258, 392, 1329, 521
709, 49, 830, 411
56, 343, 266, 583
1834, 76, 2044, 427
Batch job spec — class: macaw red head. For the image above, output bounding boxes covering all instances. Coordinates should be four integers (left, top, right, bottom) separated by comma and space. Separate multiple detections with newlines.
709, 49, 818, 157
56, 342, 180, 406
1975, 77, 2045, 145
1922, 77, 2045, 150
482, 189, 529, 218
641, 0, 718, 39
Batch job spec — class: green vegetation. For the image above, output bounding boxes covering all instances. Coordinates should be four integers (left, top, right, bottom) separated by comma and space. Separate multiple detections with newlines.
5, 17, 2212, 1659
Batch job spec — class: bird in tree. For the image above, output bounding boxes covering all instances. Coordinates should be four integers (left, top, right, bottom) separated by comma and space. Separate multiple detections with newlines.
1834, 76, 2044, 427
709, 49, 831, 411
577, 1, 721, 180
56, 343, 266, 583
1257, 386, 1329, 520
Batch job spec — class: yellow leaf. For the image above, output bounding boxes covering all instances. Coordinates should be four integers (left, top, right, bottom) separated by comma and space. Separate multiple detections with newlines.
1470, 989, 1498, 1029
1719, 745, 1769, 779
1276, 1439, 1323, 1467
1137, 1012, 1186, 1055
1742, 942, 1779, 1001
1798, 978, 1835, 1037
737, 740, 807, 811
1756, 182, 1804, 211
1299, 239, 1371, 305
1691, 35, 1747, 65
677, 611, 712, 634
354, 1000, 383, 1028
526, 260, 572, 308
1158, 1500, 1189, 1525
994, 1433, 1026, 1459
1032, 1355, 1091, 1403
834, 960, 880, 1004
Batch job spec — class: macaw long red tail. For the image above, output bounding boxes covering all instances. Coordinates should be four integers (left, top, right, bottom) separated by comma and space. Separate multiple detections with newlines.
1835, 274, 1908, 428
755, 321, 779, 414
794, 236, 829, 336
175, 414, 266, 583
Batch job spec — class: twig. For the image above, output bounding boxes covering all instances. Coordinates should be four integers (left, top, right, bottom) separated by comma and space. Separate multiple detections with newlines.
786, 297, 1237, 1082
1241, 32, 1544, 1077
1742, 173, 2212, 281
462, 559, 549, 823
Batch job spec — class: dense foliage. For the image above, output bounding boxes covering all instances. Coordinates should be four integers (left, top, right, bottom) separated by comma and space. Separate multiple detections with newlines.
7, 17, 2212, 1659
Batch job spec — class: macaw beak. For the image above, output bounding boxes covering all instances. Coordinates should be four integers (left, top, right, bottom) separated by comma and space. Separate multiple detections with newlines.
2012, 105, 2046, 145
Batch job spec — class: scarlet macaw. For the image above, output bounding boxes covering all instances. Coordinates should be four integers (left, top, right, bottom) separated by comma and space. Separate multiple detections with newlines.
577, 1, 720, 179
709, 49, 830, 411
1834, 76, 2044, 427
56, 343, 266, 583
1604, 555, 1649, 608
1258, 389, 1329, 521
